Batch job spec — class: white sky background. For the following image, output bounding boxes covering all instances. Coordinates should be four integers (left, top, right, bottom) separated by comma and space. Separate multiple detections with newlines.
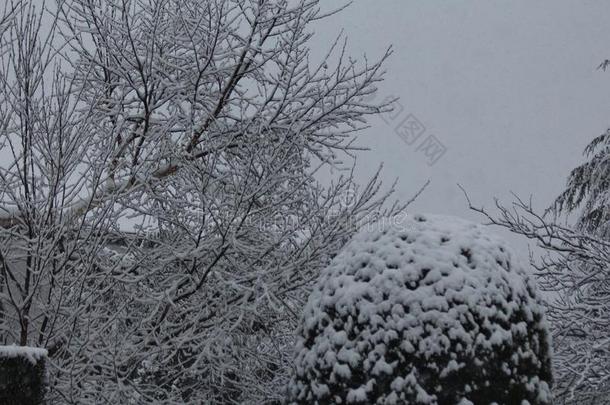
312, 0, 610, 253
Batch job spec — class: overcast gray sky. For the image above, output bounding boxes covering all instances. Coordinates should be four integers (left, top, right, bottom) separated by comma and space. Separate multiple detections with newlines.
3, 1, 608, 253
313, 0, 610, 249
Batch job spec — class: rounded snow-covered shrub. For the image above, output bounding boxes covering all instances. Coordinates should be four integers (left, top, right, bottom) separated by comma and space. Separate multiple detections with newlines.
287, 214, 552, 404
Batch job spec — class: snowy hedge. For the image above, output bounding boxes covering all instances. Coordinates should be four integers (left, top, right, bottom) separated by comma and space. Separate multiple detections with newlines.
287, 214, 553, 404
0, 345, 47, 404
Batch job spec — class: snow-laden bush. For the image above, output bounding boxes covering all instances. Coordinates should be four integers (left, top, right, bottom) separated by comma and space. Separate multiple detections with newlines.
0, 345, 47, 404
287, 214, 553, 404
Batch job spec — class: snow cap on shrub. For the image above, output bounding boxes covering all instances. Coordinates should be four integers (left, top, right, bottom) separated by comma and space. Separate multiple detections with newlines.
0, 345, 48, 404
287, 214, 552, 404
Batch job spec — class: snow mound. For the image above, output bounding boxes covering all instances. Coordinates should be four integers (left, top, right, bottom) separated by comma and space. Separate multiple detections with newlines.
0, 345, 47, 365
287, 214, 553, 404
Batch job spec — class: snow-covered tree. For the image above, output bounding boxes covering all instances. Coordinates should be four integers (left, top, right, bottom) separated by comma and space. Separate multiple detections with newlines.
551, 129, 610, 238
0, 1, 406, 402
288, 214, 553, 405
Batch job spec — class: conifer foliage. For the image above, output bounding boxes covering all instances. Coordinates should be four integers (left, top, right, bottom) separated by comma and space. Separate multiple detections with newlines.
288, 214, 553, 404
